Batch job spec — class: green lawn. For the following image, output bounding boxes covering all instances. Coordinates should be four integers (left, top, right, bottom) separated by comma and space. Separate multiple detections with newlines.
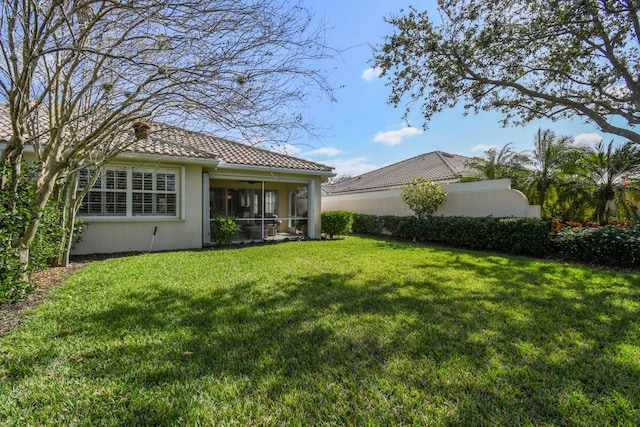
1, 236, 639, 425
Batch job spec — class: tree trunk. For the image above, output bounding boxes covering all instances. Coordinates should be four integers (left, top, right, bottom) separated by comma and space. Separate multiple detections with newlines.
15, 244, 30, 283
0, 136, 24, 212
58, 169, 99, 266
61, 198, 80, 267
15, 166, 60, 279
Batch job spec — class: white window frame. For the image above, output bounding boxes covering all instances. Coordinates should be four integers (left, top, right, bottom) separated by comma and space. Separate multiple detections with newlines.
77, 168, 128, 216
78, 165, 183, 219
264, 189, 278, 215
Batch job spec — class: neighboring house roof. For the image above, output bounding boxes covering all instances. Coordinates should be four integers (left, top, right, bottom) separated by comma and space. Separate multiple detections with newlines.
327, 151, 476, 194
0, 108, 333, 173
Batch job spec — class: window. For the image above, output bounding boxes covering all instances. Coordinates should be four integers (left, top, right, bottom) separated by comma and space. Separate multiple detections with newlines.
210, 187, 277, 217
264, 190, 278, 215
132, 170, 177, 216
78, 166, 179, 217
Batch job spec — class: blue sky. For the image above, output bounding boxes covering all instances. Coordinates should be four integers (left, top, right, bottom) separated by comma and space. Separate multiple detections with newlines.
282, 1, 612, 177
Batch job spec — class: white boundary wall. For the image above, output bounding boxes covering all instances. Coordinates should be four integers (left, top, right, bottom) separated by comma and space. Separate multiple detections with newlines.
322, 179, 541, 218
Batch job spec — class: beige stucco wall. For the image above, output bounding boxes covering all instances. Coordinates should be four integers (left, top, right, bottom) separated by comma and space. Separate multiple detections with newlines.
69, 157, 332, 253
322, 179, 541, 218
11, 143, 331, 253
72, 164, 204, 255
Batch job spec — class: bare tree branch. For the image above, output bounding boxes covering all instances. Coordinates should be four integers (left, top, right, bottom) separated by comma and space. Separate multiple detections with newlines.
0, 0, 337, 275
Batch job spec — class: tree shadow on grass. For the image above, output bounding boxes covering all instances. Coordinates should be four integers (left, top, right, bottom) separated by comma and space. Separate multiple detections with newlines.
3, 253, 640, 425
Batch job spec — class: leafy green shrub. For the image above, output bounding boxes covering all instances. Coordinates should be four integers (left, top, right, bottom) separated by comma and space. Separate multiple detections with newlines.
321, 211, 354, 239
211, 216, 239, 245
344, 212, 640, 266
352, 213, 551, 257
553, 225, 640, 267
396, 216, 551, 256
1, 180, 32, 302
402, 178, 446, 219
352, 214, 404, 235
352, 214, 379, 234
378, 215, 405, 235
29, 203, 64, 271
0, 249, 29, 303
1, 163, 66, 302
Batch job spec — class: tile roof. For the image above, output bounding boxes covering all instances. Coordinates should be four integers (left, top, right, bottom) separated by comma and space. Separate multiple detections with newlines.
0, 112, 11, 141
0, 108, 333, 173
142, 125, 333, 172
327, 151, 476, 194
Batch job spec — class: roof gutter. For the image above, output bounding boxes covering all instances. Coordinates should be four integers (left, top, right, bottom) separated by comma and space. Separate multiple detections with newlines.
0, 143, 222, 168
115, 152, 221, 167
215, 160, 335, 177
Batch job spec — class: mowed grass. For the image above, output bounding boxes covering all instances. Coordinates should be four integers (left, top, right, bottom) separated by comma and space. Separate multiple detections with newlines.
1, 236, 639, 426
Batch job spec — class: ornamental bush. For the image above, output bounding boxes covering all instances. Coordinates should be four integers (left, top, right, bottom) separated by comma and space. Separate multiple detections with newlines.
1, 171, 34, 302
321, 211, 353, 239
211, 216, 239, 245
352, 214, 404, 235
349, 212, 640, 267
402, 178, 446, 219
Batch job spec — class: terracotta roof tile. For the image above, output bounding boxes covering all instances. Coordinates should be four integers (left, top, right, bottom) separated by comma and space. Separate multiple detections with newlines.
0, 108, 333, 173
0, 113, 11, 141
328, 151, 475, 194
136, 125, 332, 172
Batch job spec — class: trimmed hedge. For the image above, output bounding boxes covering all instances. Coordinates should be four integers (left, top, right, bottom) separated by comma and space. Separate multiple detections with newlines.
401, 216, 551, 257
553, 225, 640, 267
352, 214, 404, 235
353, 214, 551, 257
353, 213, 640, 267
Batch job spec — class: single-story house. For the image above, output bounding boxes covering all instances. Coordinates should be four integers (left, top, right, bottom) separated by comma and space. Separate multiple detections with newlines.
0, 119, 335, 254
322, 151, 540, 218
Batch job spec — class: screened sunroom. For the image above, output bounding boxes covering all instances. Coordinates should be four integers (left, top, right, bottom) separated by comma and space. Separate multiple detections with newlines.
202, 173, 320, 244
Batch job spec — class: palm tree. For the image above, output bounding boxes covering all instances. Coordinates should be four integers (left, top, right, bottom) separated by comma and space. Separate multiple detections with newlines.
522, 129, 583, 217
467, 143, 529, 188
574, 140, 640, 224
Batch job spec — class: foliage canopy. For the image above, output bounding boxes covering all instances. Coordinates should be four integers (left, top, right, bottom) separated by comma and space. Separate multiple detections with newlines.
376, 0, 640, 143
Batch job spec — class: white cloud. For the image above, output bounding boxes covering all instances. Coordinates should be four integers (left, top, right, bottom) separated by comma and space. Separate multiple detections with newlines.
268, 143, 303, 156
304, 147, 343, 157
372, 126, 423, 146
471, 144, 497, 153
573, 133, 603, 148
361, 66, 382, 82
330, 157, 380, 177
